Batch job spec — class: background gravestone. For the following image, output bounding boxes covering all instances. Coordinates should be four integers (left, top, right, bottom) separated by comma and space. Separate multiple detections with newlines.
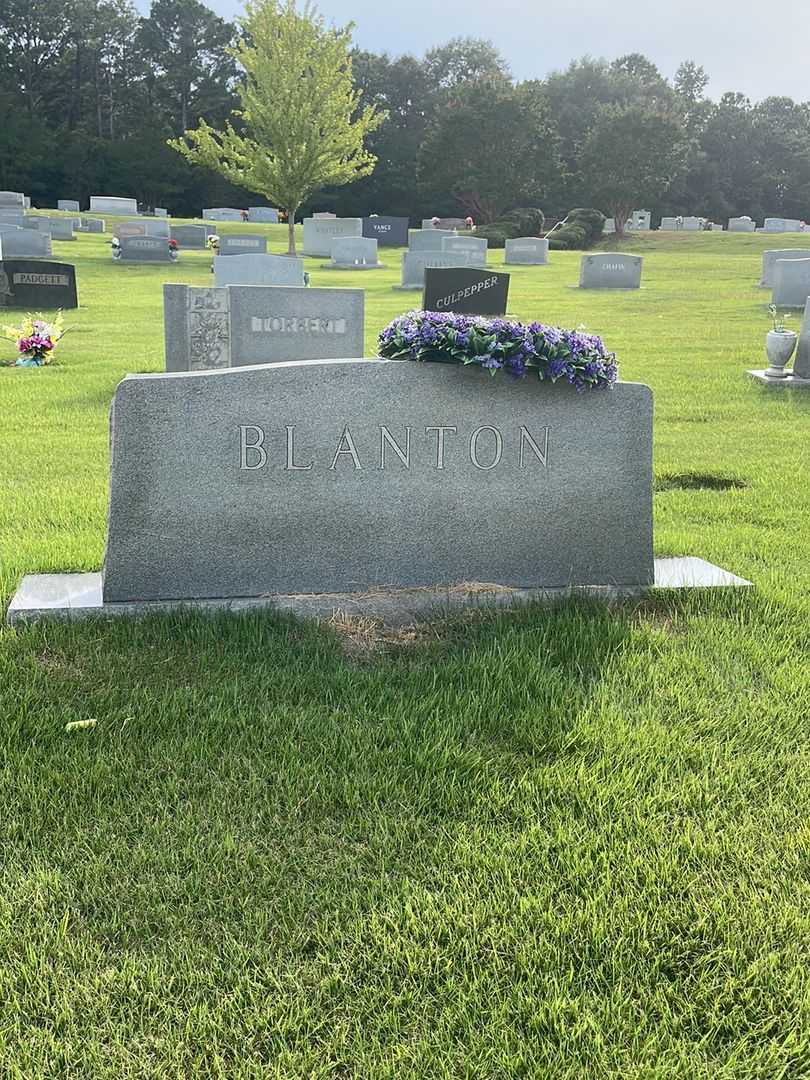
90, 196, 138, 215
202, 208, 242, 221
154, 208, 168, 217
33, 217, 75, 240
423, 266, 510, 316
760, 249, 810, 287
114, 219, 169, 239
422, 218, 468, 230
580, 253, 643, 289
0, 229, 52, 258
408, 229, 456, 253
441, 235, 487, 262
171, 224, 211, 248
397, 251, 480, 289
771, 258, 810, 307
213, 253, 305, 287
0, 260, 78, 309
76, 218, 105, 234
764, 218, 802, 233
218, 235, 267, 256
101, 362, 654, 602
0, 210, 25, 224
249, 207, 279, 223
302, 217, 362, 257
728, 217, 756, 232
164, 284, 364, 370
794, 298, 810, 379
117, 236, 173, 262
323, 236, 383, 269
362, 216, 409, 246
504, 238, 549, 265
57, 200, 80, 213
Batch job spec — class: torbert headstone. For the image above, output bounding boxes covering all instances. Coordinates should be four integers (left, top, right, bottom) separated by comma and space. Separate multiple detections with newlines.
164, 284, 364, 371
101, 361, 654, 601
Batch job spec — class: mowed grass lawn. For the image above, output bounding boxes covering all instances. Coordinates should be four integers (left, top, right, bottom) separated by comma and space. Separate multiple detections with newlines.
1, 224, 810, 1077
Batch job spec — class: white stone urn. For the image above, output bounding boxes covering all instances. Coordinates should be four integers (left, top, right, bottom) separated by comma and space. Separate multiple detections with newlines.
765, 329, 797, 377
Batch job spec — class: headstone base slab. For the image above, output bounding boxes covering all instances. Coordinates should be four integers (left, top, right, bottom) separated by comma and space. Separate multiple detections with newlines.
319, 262, 386, 270
7, 559, 752, 625
747, 369, 810, 388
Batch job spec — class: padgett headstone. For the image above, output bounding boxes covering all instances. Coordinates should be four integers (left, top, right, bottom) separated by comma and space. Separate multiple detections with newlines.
423, 266, 510, 317
301, 217, 362, 257
793, 298, 810, 379
760, 248, 810, 287
249, 207, 279, 223
213, 253, 305, 288
397, 251, 480, 290
218, 234, 268, 256
90, 196, 138, 216
0, 229, 52, 258
771, 258, 810, 307
101, 362, 654, 602
580, 253, 643, 289
57, 200, 80, 213
203, 208, 243, 221
504, 237, 549, 265
170, 224, 211, 248
324, 236, 383, 269
408, 229, 456, 253
163, 284, 364, 371
76, 218, 105, 234
0, 260, 78, 309
728, 217, 756, 233
362, 216, 409, 247
441, 235, 488, 262
116, 235, 174, 263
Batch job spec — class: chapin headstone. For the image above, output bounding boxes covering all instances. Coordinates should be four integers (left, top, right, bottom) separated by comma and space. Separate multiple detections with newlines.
100, 362, 654, 602
163, 284, 364, 370
423, 266, 510, 316
580, 253, 643, 289
0, 260, 78, 309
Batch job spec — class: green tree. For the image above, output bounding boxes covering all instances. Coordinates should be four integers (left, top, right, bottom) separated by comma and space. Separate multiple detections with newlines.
422, 36, 510, 92
169, 0, 385, 254
417, 80, 559, 223
579, 102, 687, 235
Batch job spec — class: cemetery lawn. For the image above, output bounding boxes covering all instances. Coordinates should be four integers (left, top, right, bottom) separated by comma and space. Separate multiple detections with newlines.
3, 225, 810, 1078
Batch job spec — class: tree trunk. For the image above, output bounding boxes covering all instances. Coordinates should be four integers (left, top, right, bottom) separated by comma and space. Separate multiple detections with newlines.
612, 206, 632, 239
287, 212, 296, 256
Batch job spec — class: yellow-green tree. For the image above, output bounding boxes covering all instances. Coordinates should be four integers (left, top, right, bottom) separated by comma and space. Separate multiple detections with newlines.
169, 0, 385, 254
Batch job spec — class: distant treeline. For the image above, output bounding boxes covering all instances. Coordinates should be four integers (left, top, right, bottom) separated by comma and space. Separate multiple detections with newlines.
2, 0, 809, 223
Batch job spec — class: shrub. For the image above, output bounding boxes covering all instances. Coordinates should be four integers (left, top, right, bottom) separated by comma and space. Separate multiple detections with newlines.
474, 206, 545, 248
547, 208, 605, 250
473, 225, 512, 248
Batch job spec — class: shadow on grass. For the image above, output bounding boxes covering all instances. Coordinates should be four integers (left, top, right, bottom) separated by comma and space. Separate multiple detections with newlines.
655, 469, 750, 491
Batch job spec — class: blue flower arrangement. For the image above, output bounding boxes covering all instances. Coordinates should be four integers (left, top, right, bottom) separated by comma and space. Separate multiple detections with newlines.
378, 310, 618, 391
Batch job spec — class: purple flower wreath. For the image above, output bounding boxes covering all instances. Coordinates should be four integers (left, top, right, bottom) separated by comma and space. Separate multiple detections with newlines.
378, 311, 618, 391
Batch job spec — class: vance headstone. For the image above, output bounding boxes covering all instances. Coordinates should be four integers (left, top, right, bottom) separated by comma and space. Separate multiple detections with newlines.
213, 253, 305, 287
362, 216, 409, 247
323, 236, 383, 269
0, 260, 78, 309
759, 249, 810, 287
218, 234, 268, 256
100, 362, 654, 602
441, 235, 487, 262
90, 196, 138, 216
771, 258, 810, 307
423, 266, 510, 317
302, 217, 362, 257
171, 224, 211, 248
408, 229, 455, 253
580, 253, 643, 289
116, 235, 174, 263
397, 251, 480, 290
163, 284, 364, 371
505, 237, 549, 265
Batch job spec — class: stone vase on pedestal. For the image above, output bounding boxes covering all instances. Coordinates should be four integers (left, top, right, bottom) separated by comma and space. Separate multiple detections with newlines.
764, 329, 797, 377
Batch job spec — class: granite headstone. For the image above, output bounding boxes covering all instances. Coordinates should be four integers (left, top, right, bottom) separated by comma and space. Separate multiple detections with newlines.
218, 235, 268, 256
771, 258, 810, 307
101, 362, 654, 602
203, 208, 243, 221
323, 236, 383, 269
248, 207, 279, 223
408, 229, 456, 253
728, 217, 756, 233
57, 200, 80, 213
441, 235, 487, 262
423, 266, 510, 316
504, 237, 549, 265
302, 217, 362, 257
213, 253, 305, 287
163, 284, 364, 370
760, 249, 810, 287
0, 229, 52, 258
116, 235, 174, 263
0, 260, 78, 309
794, 298, 810, 379
397, 251, 480, 290
90, 196, 138, 216
170, 224, 211, 248
362, 216, 409, 246
580, 253, 643, 289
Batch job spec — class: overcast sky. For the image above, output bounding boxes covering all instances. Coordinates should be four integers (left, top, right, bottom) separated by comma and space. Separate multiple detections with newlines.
191, 0, 808, 102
